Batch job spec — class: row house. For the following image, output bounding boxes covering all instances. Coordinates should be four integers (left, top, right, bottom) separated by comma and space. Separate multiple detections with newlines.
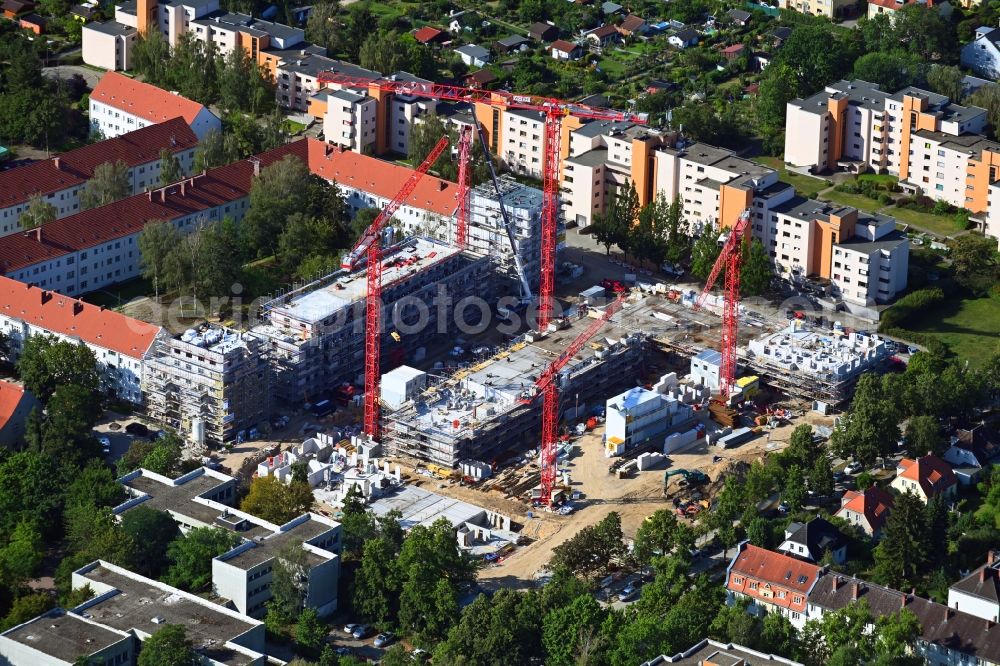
89, 71, 220, 140
0, 116, 197, 236
0, 277, 164, 404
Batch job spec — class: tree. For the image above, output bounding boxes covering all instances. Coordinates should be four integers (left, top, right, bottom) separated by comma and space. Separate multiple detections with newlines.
434, 589, 543, 666
20, 195, 56, 230
80, 160, 129, 210
926, 65, 965, 102
740, 238, 772, 297
782, 465, 807, 512
138, 220, 183, 296
306, 2, 343, 54
294, 608, 327, 657
969, 85, 1000, 141
775, 24, 857, 94
164, 527, 240, 591
633, 509, 679, 564
35, 383, 102, 469
551, 511, 627, 577
132, 32, 171, 86
873, 491, 929, 588
17, 335, 100, 402
339, 486, 376, 561
904, 415, 945, 457
277, 213, 339, 275
949, 234, 998, 295
120, 506, 179, 578
830, 373, 900, 465
191, 218, 243, 301
0, 593, 54, 632
891, 4, 956, 61
354, 532, 403, 625
159, 148, 183, 187
267, 542, 309, 627
192, 129, 228, 172
875, 609, 922, 664
240, 476, 314, 524
0, 451, 62, 536
542, 594, 608, 666
0, 519, 44, 589
691, 224, 721, 280
359, 30, 407, 75
809, 455, 835, 498
755, 64, 799, 150
851, 51, 925, 92
241, 155, 315, 257
137, 625, 198, 666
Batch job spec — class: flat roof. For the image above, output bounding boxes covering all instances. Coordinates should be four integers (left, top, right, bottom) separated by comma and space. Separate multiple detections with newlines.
1, 610, 126, 662
836, 229, 908, 254
85, 20, 136, 35
573, 119, 634, 138
369, 484, 485, 529
268, 238, 463, 324
220, 517, 331, 569
75, 563, 261, 660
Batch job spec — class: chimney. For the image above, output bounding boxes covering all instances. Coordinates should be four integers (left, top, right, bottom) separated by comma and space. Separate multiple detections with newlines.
53, 157, 60, 170
851, 582, 859, 600
34, 227, 41, 243
147, 191, 153, 201
160, 189, 166, 203
40, 290, 52, 305
439, 180, 447, 191
901, 593, 908, 609
252, 158, 261, 176
981, 567, 989, 583
832, 576, 841, 592
73, 302, 84, 316
988, 620, 996, 630
943, 607, 951, 622
180, 181, 186, 197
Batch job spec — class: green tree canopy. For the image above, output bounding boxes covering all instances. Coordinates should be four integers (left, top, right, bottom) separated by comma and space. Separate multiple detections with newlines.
137, 624, 199, 666
80, 160, 130, 210
240, 475, 314, 524
164, 527, 241, 591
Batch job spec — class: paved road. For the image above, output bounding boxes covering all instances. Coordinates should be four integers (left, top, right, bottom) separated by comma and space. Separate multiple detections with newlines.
43, 64, 101, 89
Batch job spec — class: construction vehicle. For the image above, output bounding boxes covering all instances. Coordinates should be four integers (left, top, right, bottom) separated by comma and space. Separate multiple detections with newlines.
350, 136, 450, 441
694, 208, 752, 401
664, 468, 709, 489
315, 72, 646, 335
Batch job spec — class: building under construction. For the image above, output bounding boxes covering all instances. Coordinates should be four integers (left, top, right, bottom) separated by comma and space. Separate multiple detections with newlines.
253, 237, 493, 405
383, 302, 646, 468
143, 325, 271, 446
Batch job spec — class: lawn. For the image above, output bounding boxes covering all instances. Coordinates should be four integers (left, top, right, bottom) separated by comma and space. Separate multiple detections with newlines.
81, 277, 154, 308
819, 189, 884, 212
900, 295, 1000, 368
753, 156, 830, 195
282, 119, 307, 135
883, 205, 966, 238
597, 57, 626, 76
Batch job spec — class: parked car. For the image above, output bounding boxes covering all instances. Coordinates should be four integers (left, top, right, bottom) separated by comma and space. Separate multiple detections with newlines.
374, 632, 396, 648
343, 623, 362, 635
844, 462, 863, 475
617, 582, 640, 602
352, 624, 372, 640
333, 647, 352, 656
98, 435, 111, 455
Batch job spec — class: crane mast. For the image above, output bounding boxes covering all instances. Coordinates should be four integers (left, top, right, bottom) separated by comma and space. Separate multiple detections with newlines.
455, 126, 472, 250
695, 209, 752, 401
360, 136, 450, 440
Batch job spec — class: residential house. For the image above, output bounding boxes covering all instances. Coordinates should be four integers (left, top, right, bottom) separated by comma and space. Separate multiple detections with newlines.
727, 8, 753, 24
808, 571, 1000, 666
777, 518, 848, 564
721, 43, 746, 61
0, 278, 165, 404
413, 26, 447, 45
18, 12, 44, 34
70, 4, 95, 21
116, 466, 342, 617
835, 486, 894, 538
948, 551, 1000, 623
496, 34, 531, 54
617, 15, 648, 37
601, 0, 623, 14
867, 0, 951, 21
942, 424, 1000, 485
640, 640, 804, 666
467, 69, 498, 87
89, 71, 221, 140
455, 43, 491, 67
529, 21, 559, 41
668, 28, 699, 49
725, 542, 823, 628
890, 454, 958, 502
781, 0, 860, 19
551, 39, 583, 60
585, 23, 621, 49
962, 26, 1000, 79
1, 0, 32, 19
448, 9, 475, 33
0, 116, 198, 236
646, 79, 678, 94
0, 381, 39, 450
771, 26, 793, 46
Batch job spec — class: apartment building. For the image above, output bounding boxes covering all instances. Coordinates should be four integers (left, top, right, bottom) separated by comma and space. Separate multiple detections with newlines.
562, 119, 670, 227
116, 466, 341, 618
725, 542, 823, 628
321, 89, 378, 153
501, 110, 547, 178
80, 19, 137, 71
253, 237, 492, 404
89, 71, 221, 140
143, 325, 270, 446
0, 278, 164, 404
948, 551, 1000, 623
0, 561, 269, 666
0, 142, 303, 297
0, 117, 197, 236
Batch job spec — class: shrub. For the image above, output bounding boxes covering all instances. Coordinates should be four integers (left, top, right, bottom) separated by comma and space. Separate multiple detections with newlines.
878, 193, 893, 206
878, 287, 945, 331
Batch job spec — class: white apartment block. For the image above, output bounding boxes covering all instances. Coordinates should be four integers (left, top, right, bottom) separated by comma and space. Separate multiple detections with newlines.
80, 20, 137, 71
503, 109, 547, 178
322, 89, 377, 153
89, 72, 221, 141
0, 117, 197, 236
116, 466, 342, 618
0, 278, 164, 404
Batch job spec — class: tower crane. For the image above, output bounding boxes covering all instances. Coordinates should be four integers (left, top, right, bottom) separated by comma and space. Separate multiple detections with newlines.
344, 135, 450, 441
455, 125, 472, 250
314, 72, 646, 331
695, 209, 752, 401
519, 293, 627, 506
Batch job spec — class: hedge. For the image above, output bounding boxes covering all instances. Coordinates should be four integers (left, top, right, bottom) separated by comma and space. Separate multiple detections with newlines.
878, 287, 945, 331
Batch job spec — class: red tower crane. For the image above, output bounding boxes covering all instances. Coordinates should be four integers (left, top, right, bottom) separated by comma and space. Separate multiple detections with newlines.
343, 135, 450, 440
695, 209, 752, 401
519, 294, 627, 505
455, 125, 473, 250
314, 72, 645, 331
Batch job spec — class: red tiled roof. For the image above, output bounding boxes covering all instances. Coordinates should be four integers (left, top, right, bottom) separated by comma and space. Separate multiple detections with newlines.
897, 455, 957, 497
551, 39, 580, 53
727, 544, 821, 612
0, 380, 26, 431
722, 43, 745, 54
414, 26, 444, 43
619, 15, 646, 32
589, 24, 619, 39
0, 117, 197, 209
868, 0, 932, 8
467, 69, 498, 87
0, 278, 162, 359
91, 72, 210, 127
837, 486, 894, 532
304, 139, 459, 216
0, 141, 305, 274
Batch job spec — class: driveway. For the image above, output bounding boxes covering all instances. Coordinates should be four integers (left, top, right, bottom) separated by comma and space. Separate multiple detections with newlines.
43, 64, 101, 89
